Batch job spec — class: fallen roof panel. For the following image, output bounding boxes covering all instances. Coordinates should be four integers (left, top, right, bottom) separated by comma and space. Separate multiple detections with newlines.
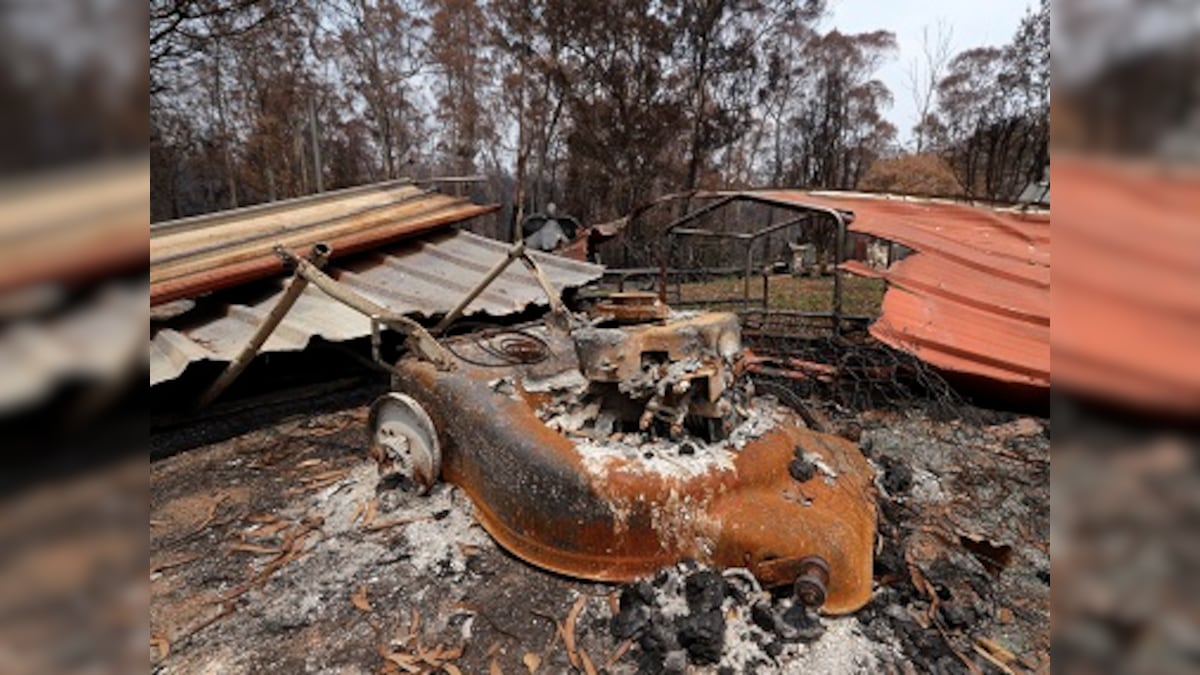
149, 229, 604, 386
0, 158, 148, 293
736, 190, 1051, 391
0, 282, 146, 414
1053, 155, 1200, 413
149, 181, 499, 305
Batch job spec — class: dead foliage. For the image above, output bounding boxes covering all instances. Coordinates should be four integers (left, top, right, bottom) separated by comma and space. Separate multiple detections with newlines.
150, 633, 170, 661
861, 413, 1050, 673
286, 468, 350, 495
150, 552, 201, 575
378, 609, 467, 675
538, 595, 600, 673
220, 515, 324, 603
352, 584, 373, 613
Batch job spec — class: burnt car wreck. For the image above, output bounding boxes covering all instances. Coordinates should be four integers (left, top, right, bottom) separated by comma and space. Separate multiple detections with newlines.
368, 282, 876, 614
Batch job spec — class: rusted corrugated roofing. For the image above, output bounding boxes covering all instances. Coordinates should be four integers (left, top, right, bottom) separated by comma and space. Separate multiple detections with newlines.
0, 160, 148, 414
746, 190, 1051, 390
150, 180, 498, 305
0, 158, 148, 293
1053, 155, 1200, 413
150, 229, 604, 386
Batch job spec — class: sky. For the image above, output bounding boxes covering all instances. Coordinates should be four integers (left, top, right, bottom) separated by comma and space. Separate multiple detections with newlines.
825, 0, 1035, 147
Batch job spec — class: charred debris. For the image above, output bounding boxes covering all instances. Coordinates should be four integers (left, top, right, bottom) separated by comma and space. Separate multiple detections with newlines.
150, 189, 1048, 673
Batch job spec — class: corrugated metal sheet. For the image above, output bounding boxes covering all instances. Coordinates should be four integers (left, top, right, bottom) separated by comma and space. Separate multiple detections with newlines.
150, 229, 604, 386
1054, 155, 1200, 413
0, 158, 148, 293
746, 190, 1051, 390
0, 283, 145, 413
150, 180, 499, 305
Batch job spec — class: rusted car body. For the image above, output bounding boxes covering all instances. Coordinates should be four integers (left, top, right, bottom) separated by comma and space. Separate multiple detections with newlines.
371, 304, 877, 614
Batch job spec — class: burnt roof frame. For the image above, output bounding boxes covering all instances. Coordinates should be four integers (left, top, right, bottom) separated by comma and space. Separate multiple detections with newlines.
658, 192, 857, 332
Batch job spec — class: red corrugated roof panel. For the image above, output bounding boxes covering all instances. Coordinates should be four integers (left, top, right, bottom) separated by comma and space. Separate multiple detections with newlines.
1053, 155, 1200, 413
753, 190, 1051, 391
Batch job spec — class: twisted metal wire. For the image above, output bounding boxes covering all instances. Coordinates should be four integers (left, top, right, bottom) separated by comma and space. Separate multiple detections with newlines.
442, 321, 551, 367
744, 319, 976, 423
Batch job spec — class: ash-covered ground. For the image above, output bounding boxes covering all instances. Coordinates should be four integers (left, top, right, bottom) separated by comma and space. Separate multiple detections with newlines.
151, 397, 1048, 673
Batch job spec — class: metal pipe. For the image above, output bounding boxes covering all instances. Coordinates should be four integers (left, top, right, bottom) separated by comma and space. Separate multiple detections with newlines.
832, 211, 846, 335
282, 250, 454, 369
670, 228, 755, 239
196, 244, 331, 408
661, 194, 739, 234
762, 267, 770, 311
433, 240, 525, 335
745, 213, 812, 242
517, 252, 572, 332
659, 232, 672, 303
743, 240, 754, 310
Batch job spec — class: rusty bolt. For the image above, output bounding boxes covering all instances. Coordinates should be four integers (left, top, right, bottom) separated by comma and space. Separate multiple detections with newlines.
793, 557, 830, 608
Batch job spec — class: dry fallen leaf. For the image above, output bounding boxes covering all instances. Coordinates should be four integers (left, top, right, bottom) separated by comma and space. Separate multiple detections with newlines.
522, 652, 541, 673
972, 643, 1016, 675
362, 498, 378, 528
228, 542, 282, 555
301, 469, 350, 491
976, 637, 1017, 664
489, 658, 503, 675
409, 608, 422, 642
188, 494, 226, 535
421, 642, 461, 666
442, 665, 463, 675
245, 518, 293, 539
580, 649, 598, 675
563, 596, 587, 669
150, 634, 170, 660
351, 584, 373, 613
382, 652, 421, 674
603, 639, 634, 670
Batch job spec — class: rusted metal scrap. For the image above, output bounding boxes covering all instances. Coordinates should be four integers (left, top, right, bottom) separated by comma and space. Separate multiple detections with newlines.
369, 302, 877, 614
149, 180, 499, 306
591, 291, 670, 325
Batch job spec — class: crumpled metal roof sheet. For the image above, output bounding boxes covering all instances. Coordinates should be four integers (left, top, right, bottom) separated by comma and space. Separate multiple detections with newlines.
150, 229, 604, 386
150, 180, 498, 305
748, 190, 1051, 390
0, 283, 146, 413
0, 159, 148, 293
1053, 155, 1200, 413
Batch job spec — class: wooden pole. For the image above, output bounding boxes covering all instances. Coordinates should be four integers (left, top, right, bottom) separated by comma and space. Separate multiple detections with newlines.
196, 244, 330, 409
432, 240, 525, 335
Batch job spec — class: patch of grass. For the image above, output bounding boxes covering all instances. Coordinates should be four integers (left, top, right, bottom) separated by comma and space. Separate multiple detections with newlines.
677, 274, 885, 315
